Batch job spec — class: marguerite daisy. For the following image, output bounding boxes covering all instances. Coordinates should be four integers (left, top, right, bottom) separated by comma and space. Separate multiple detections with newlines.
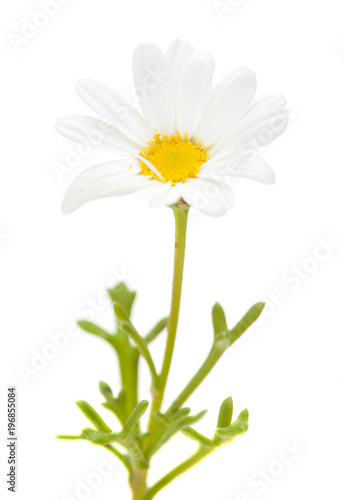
56, 40, 288, 217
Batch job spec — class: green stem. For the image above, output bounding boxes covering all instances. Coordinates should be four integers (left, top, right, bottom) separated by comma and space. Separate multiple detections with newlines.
148, 204, 189, 427
131, 468, 148, 500
117, 342, 139, 419
143, 447, 211, 500
166, 302, 265, 417
166, 342, 224, 417
160, 205, 189, 393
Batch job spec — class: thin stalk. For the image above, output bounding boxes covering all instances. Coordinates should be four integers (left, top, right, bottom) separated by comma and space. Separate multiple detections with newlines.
166, 343, 225, 417
166, 302, 265, 417
160, 205, 189, 394
143, 447, 211, 500
148, 204, 189, 428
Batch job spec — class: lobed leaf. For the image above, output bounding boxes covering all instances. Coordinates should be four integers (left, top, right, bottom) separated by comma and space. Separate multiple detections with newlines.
99, 382, 127, 426
108, 282, 136, 318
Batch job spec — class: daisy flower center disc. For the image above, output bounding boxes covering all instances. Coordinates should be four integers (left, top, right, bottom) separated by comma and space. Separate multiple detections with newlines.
139, 132, 209, 184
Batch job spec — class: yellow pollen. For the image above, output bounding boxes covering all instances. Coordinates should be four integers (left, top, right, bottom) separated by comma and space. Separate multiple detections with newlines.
139, 132, 209, 184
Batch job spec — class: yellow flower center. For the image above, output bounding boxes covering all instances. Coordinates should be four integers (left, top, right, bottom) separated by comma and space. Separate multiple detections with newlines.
139, 132, 209, 184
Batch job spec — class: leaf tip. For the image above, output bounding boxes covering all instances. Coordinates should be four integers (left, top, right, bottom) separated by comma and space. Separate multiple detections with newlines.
99, 381, 112, 397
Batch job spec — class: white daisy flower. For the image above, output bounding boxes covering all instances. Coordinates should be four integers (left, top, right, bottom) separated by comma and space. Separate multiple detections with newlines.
56, 40, 288, 217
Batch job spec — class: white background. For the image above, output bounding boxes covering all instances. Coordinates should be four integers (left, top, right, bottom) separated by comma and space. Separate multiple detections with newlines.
1, 0, 344, 499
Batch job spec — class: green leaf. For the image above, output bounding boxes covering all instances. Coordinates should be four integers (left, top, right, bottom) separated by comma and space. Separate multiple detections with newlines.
228, 302, 265, 346
145, 317, 168, 344
56, 434, 84, 440
75, 400, 112, 433
113, 301, 130, 324
215, 409, 249, 439
99, 382, 127, 426
216, 397, 233, 428
82, 427, 119, 444
99, 381, 115, 400
144, 401, 248, 499
121, 400, 149, 437
145, 408, 207, 457
182, 398, 249, 450
183, 409, 207, 426
77, 321, 112, 342
212, 303, 227, 336
82, 401, 150, 469
108, 282, 136, 318
116, 313, 158, 385
58, 425, 132, 474
154, 407, 190, 424
181, 427, 212, 448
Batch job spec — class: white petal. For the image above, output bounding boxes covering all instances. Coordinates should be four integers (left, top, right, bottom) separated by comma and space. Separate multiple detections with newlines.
198, 68, 257, 145
181, 178, 235, 217
149, 182, 183, 207
198, 151, 252, 176
134, 179, 168, 198
248, 93, 287, 112
132, 44, 175, 135
175, 51, 215, 137
135, 180, 182, 208
75, 79, 152, 144
199, 152, 275, 184
55, 116, 140, 156
207, 67, 247, 107
212, 95, 288, 157
62, 160, 146, 214
166, 39, 195, 92
233, 155, 276, 184
137, 155, 164, 181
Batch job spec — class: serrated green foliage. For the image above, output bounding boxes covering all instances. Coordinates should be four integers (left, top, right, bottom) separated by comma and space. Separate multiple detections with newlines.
108, 282, 136, 317
116, 315, 158, 386
144, 407, 189, 456
113, 300, 130, 324
77, 284, 140, 420
82, 400, 150, 469
57, 430, 132, 473
60, 279, 264, 500
143, 407, 207, 458
215, 409, 249, 439
143, 399, 249, 500
167, 302, 265, 415
182, 399, 249, 449
99, 381, 127, 426
113, 301, 158, 383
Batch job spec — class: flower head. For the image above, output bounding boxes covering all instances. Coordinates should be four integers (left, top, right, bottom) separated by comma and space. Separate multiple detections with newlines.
56, 40, 288, 216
